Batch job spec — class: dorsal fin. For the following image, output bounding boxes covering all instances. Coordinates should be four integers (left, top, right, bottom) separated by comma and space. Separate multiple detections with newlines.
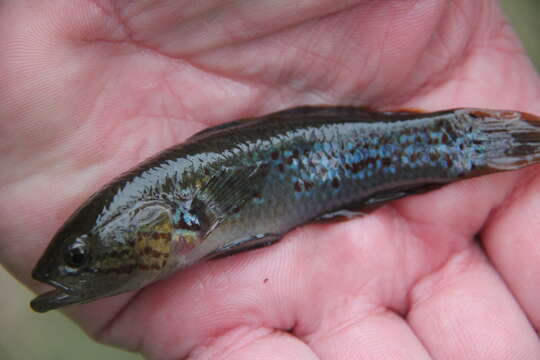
267, 105, 376, 119
390, 107, 426, 114
187, 105, 436, 143
187, 106, 379, 142
187, 117, 259, 142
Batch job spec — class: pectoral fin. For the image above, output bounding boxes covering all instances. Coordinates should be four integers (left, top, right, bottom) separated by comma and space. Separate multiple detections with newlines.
203, 164, 267, 215
185, 164, 268, 240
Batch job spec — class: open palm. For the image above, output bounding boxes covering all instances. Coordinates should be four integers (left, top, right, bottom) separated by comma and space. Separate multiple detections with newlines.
2, 0, 540, 358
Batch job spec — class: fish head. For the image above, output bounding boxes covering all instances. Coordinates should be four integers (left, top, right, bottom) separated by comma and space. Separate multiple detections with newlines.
31, 199, 175, 313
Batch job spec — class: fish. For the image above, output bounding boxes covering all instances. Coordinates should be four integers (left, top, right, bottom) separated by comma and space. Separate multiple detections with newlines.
30, 106, 540, 312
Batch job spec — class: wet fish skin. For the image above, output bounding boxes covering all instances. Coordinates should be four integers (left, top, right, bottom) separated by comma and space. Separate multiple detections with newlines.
30, 106, 540, 312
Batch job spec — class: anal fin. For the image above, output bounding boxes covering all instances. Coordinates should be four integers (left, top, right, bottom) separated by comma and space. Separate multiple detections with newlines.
315, 183, 445, 222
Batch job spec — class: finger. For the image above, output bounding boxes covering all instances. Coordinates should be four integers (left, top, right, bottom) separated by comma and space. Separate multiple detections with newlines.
189, 327, 318, 360
304, 308, 431, 360
482, 169, 540, 330
392, 172, 519, 239
408, 246, 540, 359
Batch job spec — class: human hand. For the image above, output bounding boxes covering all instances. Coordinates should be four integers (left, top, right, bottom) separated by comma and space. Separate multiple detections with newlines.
1, 0, 540, 358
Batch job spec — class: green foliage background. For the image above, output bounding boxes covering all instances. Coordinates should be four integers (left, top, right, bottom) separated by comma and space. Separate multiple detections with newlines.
1, 2, 538, 359
500, 0, 540, 70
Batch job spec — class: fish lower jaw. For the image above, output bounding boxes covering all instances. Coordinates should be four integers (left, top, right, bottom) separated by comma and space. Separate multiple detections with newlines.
30, 287, 83, 313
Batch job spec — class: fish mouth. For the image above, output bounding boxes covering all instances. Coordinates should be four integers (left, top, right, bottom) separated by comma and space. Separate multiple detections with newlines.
30, 280, 84, 313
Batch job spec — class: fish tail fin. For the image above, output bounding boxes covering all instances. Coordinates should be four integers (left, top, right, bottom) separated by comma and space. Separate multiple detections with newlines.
466, 109, 540, 170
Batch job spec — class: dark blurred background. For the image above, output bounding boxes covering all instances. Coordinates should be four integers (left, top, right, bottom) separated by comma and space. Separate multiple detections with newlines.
1, 2, 539, 359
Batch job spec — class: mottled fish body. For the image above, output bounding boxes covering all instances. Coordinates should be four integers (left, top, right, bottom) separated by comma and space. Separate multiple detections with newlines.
31, 106, 540, 312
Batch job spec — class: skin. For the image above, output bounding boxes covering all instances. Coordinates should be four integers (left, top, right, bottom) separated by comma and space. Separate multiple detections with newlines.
1, 0, 540, 358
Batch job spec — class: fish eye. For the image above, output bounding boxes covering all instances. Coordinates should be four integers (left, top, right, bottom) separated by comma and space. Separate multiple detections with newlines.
64, 236, 90, 269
